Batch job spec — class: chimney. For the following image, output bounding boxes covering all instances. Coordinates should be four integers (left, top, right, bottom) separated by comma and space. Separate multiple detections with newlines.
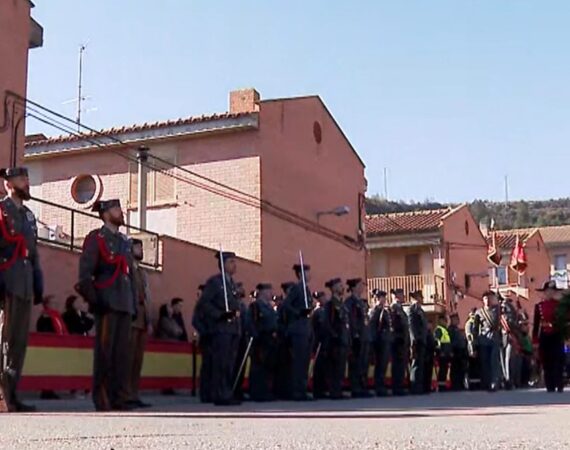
229, 88, 260, 114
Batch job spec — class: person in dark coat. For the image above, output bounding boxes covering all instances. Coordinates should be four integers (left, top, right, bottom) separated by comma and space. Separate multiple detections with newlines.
322, 278, 349, 400
311, 291, 329, 399
424, 322, 436, 394
345, 278, 372, 398
274, 282, 294, 400
192, 284, 212, 403
62, 295, 94, 336
199, 251, 242, 406
233, 283, 249, 401
369, 289, 392, 396
156, 304, 185, 341
407, 290, 428, 395
171, 298, 188, 342
247, 283, 278, 402
475, 291, 502, 392
283, 264, 314, 401
449, 312, 468, 391
390, 288, 410, 396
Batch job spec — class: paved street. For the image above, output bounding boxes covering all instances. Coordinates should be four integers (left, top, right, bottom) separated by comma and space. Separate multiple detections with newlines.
0, 390, 569, 449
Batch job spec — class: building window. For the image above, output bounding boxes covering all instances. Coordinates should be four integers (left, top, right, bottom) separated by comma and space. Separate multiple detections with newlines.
313, 121, 322, 144
554, 254, 567, 271
129, 155, 176, 207
70, 174, 101, 208
405, 253, 420, 275
496, 266, 508, 285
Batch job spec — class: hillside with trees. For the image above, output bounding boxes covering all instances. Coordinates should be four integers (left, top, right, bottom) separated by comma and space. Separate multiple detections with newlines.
365, 195, 570, 230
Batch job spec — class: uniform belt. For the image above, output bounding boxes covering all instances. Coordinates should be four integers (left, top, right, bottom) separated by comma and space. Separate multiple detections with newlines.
541, 321, 554, 328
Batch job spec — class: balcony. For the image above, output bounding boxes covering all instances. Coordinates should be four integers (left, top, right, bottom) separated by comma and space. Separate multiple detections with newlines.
367, 274, 446, 311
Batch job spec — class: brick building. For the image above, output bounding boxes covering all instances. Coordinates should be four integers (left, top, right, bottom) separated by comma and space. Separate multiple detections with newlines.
24, 88, 367, 321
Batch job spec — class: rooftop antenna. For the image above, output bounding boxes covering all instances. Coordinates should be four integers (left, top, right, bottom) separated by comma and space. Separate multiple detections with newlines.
77, 43, 87, 131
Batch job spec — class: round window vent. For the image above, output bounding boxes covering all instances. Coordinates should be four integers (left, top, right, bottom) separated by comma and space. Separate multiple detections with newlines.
70, 174, 102, 208
313, 121, 322, 144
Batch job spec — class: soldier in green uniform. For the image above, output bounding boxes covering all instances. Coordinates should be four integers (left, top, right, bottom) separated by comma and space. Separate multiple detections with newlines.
78, 199, 136, 411
407, 290, 428, 395
345, 278, 371, 398
475, 291, 502, 392
247, 283, 278, 402
0, 167, 43, 413
199, 251, 242, 406
322, 278, 349, 400
126, 238, 152, 408
369, 289, 392, 397
449, 312, 468, 391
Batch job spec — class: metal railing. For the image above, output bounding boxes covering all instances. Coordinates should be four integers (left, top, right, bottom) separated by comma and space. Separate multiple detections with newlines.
29, 196, 162, 269
367, 273, 446, 305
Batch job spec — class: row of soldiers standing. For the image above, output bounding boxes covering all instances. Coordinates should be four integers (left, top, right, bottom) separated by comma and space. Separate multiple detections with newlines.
192, 254, 475, 403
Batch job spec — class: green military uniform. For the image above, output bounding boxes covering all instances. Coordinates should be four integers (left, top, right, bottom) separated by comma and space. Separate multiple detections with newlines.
127, 239, 151, 407
78, 199, 136, 411
0, 167, 43, 412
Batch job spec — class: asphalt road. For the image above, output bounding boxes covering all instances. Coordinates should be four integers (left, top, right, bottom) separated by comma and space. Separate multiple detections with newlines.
1, 390, 569, 449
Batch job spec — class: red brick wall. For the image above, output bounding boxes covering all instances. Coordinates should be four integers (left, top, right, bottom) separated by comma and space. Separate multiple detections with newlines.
0, 0, 31, 167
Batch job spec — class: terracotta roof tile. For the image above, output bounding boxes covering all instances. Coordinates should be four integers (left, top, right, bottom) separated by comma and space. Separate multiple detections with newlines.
25, 111, 256, 148
538, 225, 570, 246
365, 208, 451, 237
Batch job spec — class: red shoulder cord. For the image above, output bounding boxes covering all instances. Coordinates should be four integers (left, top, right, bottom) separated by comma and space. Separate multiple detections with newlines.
92, 233, 129, 289
0, 203, 28, 271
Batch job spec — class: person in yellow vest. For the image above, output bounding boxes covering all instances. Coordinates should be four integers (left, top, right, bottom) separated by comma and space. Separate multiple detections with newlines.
434, 315, 452, 391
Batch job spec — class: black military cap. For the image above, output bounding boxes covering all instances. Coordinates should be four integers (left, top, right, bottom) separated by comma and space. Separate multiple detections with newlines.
536, 279, 561, 292
92, 199, 121, 213
371, 288, 387, 298
346, 278, 363, 289
325, 278, 342, 289
410, 290, 424, 300
313, 291, 326, 299
198, 284, 205, 291
292, 264, 310, 272
216, 251, 236, 261
256, 283, 272, 291
171, 297, 184, 306
0, 167, 28, 179
130, 238, 143, 246
390, 288, 404, 295
449, 312, 459, 319
281, 282, 295, 292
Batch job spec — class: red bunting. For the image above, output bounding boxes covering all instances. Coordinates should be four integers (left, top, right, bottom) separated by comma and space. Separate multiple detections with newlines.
510, 235, 528, 274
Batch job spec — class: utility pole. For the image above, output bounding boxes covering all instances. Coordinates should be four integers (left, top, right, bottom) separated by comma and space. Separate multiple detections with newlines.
504, 175, 509, 204
383, 167, 388, 200
137, 146, 149, 230
77, 44, 86, 131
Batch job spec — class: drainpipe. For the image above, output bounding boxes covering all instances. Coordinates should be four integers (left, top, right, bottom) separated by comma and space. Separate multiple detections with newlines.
137, 146, 149, 230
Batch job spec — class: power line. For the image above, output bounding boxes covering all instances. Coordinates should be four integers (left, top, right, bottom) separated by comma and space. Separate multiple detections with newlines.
21, 97, 361, 248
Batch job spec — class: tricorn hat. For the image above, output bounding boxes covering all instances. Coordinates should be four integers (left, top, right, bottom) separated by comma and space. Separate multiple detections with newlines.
371, 288, 387, 298
325, 278, 342, 290
292, 264, 310, 273
0, 167, 28, 179
92, 199, 121, 213
346, 278, 363, 289
256, 283, 272, 291
216, 251, 236, 262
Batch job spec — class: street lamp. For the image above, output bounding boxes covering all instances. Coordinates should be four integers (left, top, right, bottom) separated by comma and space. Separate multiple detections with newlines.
316, 205, 350, 222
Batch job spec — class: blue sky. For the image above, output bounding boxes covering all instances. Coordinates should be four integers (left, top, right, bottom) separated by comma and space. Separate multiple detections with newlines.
27, 1, 570, 203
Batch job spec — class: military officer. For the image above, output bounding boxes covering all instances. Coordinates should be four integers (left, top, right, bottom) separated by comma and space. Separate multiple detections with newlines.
199, 251, 241, 406
247, 283, 278, 402
0, 167, 43, 413
78, 199, 136, 411
390, 288, 410, 396
273, 281, 295, 400
499, 295, 521, 389
283, 264, 313, 401
322, 278, 349, 400
424, 322, 436, 394
233, 282, 249, 401
465, 308, 481, 389
407, 290, 428, 395
369, 289, 392, 396
532, 280, 565, 393
126, 238, 152, 408
449, 312, 468, 391
345, 278, 371, 398
311, 290, 329, 399
475, 291, 502, 392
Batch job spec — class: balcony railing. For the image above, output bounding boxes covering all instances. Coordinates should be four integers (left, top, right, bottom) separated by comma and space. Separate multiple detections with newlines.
367, 274, 446, 306
28, 196, 162, 269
